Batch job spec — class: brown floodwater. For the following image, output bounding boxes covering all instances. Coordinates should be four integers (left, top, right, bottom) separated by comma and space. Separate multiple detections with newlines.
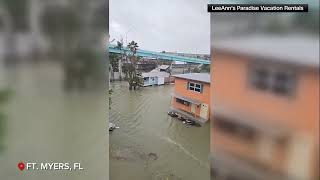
0, 61, 108, 180
110, 81, 210, 180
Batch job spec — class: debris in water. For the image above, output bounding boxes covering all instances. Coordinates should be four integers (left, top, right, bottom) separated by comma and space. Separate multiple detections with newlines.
148, 152, 158, 160
168, 111, 201, 127
109, 123, 119, 131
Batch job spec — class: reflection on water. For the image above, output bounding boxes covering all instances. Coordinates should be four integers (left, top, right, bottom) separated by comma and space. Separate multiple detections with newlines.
110, 81, 210, 180
0, 108, 6, 152
0, 89, 10, 153
0, 61, 108, 180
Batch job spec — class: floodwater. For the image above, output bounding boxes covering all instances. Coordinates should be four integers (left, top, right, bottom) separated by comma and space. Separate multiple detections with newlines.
0, 61, 108, 180
110, 81, 210, 180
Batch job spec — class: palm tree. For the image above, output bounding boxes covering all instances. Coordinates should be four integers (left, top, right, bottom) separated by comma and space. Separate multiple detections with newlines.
113, 39, 141, 90
128, 40, 139, 55
126, 40, 140, 90
116, 40, 124, 80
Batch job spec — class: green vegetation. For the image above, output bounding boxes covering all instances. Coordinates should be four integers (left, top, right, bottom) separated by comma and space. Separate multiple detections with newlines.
0, 89, 10, 152
108, 89, 113, 110
0, 0, 29, 31
0, 0, 29, 62
39, 3, 106, 89
115, 40, 143, 90
126, 41, 142, 90
193, 64, 210, 73
41, 6, 81, 59
110, 53, 120, 72
64, 48, 104, 89
201, 64, 210, 73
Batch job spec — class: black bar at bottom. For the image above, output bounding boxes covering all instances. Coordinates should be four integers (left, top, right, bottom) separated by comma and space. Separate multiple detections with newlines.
208, 4, 308, 12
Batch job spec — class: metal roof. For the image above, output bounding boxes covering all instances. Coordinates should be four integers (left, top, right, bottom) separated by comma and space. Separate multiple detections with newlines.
213, 35, 319, 68
173, 73, 210, 83
158, 65, 170, 70
142, 71, 170, 78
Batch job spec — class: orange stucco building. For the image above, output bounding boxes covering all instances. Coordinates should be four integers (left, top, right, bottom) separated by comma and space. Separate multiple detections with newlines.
170, 73, 210, 124
210, 36, 319, 180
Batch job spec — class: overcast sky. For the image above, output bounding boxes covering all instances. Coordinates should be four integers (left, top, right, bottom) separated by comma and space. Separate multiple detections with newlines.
110, 0, 210, 54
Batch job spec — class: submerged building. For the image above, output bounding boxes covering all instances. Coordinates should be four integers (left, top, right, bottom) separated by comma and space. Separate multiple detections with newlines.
170, 73, 210, 124
142, 71, 170, 86
141, 65, 172, 86
210, 36, 319, 180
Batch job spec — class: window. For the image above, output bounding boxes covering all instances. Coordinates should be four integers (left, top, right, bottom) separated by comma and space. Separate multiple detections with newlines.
187, 82, 203, 93
215, 118, 256, 142
176, 98, 190, 106
251, 68, 269, 90
195, 84, 202, 92
249, 63, 296, 96
272, 71, 295, 95
189, 82, 195, 90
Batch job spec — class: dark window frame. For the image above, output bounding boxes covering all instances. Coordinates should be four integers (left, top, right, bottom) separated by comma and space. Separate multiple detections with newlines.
214, 118, 257, 142
187, 81, 203, 93
176, 98, 190, 106
248, 62, 297, 97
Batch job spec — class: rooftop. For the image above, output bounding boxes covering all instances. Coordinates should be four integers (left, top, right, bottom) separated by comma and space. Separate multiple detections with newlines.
173, 73, 210, 83
158, 65, 170, 70
213, 35, 319, 68
142, 71, 170, 78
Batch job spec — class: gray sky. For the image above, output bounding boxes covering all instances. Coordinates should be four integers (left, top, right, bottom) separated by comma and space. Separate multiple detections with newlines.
110, 0, 210, 54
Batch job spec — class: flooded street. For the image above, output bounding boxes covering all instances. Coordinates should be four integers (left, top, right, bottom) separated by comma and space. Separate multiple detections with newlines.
0, 61, 108, 180
110, 81, 210, 180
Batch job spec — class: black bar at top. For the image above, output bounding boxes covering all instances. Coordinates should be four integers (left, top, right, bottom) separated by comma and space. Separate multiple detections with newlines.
208, 4, 308, 12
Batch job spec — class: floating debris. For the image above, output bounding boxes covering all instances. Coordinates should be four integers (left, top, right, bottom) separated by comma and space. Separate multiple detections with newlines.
109, 123, 119, 131
167, 111, 178, 118
148, 152, 158, 160
167, 111, 201, 127
183, 119, 201, 127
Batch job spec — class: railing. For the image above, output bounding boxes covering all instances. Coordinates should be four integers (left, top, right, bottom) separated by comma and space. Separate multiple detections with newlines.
108, 44, 210, 64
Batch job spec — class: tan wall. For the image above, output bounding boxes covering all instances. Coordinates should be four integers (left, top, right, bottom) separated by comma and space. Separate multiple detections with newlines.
210, 52, 319, 179
212, 52, 319, 135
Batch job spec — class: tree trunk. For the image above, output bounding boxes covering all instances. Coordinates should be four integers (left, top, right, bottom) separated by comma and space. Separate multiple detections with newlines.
129, 82, 133, 90
118, 56, 122, 80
